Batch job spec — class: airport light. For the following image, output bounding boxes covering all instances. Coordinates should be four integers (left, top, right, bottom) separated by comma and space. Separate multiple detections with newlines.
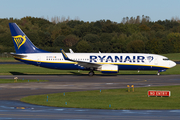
131, 85, 134, 92
127, 85, 134, 92
127, 85, 130, 92
14, 77, 18, 82
46, 95, 48, 102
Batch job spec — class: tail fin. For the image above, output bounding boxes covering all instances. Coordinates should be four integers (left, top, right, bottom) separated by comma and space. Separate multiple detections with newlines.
9, 23, 49, 53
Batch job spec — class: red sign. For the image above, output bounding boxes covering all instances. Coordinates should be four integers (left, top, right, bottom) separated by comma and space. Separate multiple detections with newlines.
148, 90, 171, 97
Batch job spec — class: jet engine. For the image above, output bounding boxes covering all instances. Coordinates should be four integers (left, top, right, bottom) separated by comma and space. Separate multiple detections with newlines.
97, 64, 118, 73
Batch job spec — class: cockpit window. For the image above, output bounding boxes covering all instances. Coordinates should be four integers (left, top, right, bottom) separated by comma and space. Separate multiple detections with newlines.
163, 58, 169, 60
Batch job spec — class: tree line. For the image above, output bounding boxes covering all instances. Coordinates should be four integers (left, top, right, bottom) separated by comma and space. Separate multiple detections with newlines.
0, 15, 180, 54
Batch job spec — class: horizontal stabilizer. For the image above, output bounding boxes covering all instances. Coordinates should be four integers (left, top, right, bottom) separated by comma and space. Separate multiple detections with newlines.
10, 53, 27, 58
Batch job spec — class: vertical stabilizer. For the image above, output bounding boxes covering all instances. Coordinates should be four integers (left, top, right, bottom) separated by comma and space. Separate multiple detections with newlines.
9, 23, 49, 53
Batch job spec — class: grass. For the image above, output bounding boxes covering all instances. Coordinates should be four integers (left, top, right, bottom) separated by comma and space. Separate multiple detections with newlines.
161, 53, 180, 61
0, 57, 19, 62
0, 79, 48, 84
0, 64, 180, 75
21, 85, 180, 110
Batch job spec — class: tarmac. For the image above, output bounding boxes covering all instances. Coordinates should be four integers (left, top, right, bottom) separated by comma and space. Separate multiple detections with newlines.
0, 74, 180, 119
1, 100, 180, 120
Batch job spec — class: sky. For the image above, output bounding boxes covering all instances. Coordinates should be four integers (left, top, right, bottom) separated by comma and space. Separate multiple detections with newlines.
0, 0, 180, 23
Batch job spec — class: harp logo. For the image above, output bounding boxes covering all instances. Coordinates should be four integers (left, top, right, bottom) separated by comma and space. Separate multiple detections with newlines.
147, 56, 154, 63
13, 35, 26, 49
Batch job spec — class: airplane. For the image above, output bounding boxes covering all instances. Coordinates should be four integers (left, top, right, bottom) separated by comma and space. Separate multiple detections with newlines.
9, 23, 176, 76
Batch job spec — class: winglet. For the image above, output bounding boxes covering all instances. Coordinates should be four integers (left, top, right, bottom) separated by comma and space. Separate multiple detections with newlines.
60, 49, 70, 60
69, 48, 74, 53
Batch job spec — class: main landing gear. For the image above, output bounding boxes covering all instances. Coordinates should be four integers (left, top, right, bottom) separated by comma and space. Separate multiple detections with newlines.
157, 72, 160, 76
88, 71, 94, 76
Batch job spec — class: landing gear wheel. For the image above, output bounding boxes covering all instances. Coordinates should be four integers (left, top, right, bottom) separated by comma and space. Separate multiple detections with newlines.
88, 71, 94, 76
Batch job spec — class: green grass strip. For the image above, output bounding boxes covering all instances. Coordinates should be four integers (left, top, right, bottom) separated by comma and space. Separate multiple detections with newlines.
21, 85, 180, 110
0, 79, 48, 84
0, 57, 19, 62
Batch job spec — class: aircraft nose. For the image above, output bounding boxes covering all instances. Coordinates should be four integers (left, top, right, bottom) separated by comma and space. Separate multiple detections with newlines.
170, 61, 176, 68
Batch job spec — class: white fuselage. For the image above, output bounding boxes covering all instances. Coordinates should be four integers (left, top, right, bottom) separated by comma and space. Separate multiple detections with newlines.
15, 53, 176, 71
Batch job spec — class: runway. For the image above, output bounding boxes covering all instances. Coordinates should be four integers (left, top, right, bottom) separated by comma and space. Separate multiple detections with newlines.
0, 75, 180, 119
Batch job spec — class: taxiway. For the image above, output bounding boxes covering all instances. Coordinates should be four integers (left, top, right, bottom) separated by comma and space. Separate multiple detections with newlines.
0, 75, 180, 119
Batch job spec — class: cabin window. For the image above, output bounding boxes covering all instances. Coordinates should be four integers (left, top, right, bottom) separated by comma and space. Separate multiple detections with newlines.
163, 58, 169, 61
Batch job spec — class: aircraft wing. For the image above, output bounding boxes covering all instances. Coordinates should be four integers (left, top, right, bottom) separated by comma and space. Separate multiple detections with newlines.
74, 60, 101, 68
60, 49, 101, 68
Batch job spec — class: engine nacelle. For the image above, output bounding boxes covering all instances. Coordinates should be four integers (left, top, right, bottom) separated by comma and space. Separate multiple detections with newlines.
97, 64, 118, 74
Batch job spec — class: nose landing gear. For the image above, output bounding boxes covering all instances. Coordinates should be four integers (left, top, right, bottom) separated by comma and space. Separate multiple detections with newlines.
157, 72, 160, 76
157, 69, 166, 75
88, 71, 94, 76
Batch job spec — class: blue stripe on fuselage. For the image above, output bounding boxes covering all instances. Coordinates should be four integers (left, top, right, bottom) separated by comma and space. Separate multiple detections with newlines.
117, 64, 167, 70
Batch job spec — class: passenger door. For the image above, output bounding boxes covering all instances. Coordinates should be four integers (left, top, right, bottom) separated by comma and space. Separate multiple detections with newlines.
37, 56, 41, 65
154, 57, 158, 65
